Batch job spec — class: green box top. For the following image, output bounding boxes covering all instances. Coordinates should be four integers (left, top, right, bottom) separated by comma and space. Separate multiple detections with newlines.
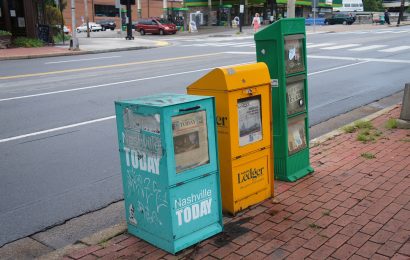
115, 93, 211, 107
254, 18, 306, 41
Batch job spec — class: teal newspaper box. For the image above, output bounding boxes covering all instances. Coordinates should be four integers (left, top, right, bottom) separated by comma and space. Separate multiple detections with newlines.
114, 94, 223, 254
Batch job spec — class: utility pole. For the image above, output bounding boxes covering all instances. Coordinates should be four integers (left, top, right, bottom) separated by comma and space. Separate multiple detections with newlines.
208, 0, 212, 26
239, 0, 244, 32
396, 0, 405, 26
313, 0, 318, 32
126, 0, 134, 39
287, 0, 295, 18
84, 0, 90, 37
70, 0, 79, 50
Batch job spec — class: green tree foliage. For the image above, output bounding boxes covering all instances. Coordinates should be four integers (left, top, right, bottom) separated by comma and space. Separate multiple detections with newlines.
363, 0, 384, 11
41, 0, 67, 25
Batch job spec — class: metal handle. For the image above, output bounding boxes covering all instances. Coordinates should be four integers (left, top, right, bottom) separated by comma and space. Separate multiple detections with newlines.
179, 105, 200, 112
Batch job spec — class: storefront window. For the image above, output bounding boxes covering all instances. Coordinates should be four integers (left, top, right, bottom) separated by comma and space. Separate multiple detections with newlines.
94, 4, 119, 17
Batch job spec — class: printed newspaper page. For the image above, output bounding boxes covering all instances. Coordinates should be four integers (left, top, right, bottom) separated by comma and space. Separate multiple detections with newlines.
172, 111, 210, 173
287, 116, 307, 155
238, 96, 263, 147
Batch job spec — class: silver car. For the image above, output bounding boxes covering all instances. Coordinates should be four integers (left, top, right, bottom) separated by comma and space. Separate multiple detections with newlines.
76, 22, 102, 33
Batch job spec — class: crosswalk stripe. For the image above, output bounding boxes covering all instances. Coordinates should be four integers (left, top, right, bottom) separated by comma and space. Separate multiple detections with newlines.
307, 43, 335, 48
232, 43, 255, 47
321, 44, 361, 50
378, 46, 410, 52
349, 45, 387, 51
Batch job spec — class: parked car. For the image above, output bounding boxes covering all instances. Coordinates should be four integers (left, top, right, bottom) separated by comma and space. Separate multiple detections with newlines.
136, 18, 177, 35
76, 22, 102, 33
96, 20, 116, 31
53, 25, 70, 34
324, 13, 356, 25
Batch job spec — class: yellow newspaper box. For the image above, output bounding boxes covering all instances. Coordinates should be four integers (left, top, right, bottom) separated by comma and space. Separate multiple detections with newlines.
187, 63, 273, 214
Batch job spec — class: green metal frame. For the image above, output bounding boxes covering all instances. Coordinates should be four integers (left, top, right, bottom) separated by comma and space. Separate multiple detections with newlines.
255, 18, 314, 182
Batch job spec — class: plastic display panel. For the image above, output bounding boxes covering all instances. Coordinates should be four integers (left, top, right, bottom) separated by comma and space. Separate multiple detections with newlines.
287, 115, 307, 155
122, 109, 162, 175
172, 110, 210, 173
286, 75, 306, 115
284, 34, 305, 75
237, 95, 263, 147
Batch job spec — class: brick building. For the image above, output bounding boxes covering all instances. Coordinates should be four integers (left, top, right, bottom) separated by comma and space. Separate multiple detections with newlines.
0, 0, 38, 37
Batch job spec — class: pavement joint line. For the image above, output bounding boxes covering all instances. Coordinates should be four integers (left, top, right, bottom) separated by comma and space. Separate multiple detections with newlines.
0, 52, 223, 80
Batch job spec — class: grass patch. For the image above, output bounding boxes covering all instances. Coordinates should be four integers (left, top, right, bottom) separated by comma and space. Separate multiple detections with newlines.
322, 210, 331, 216
12, 37, 44, 48
357, 129, 376, 143
342, 125, 356, 133
53, 33, 71, 44
309, 223, 322, 230
400, 138, 410, 142
354, 120, 374, 129
342, 120, 374, 134
361, 152, 376, 159
385, 118, 398, 129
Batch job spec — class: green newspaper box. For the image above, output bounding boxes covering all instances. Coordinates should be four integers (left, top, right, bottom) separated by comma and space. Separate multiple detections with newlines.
255, 18, 314, 182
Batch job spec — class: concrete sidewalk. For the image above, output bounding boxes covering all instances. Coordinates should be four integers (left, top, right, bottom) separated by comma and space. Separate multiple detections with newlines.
0, 23, 407, 61
3, 103, 404, 260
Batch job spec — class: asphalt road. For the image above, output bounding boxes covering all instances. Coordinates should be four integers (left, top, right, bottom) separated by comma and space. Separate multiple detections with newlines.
0, 25, 409, 247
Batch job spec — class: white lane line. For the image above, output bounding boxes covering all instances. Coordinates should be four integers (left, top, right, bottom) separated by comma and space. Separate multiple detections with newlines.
224, 52, 410, 64
0, 116, 115, 144
391, 31, 408, 34
308, 55, 410, 64
224, 51, 254, 54
45, 56, 121, 64
307, 43, 335, 48
378, 46, 410, 53
232, 43, 255, 48
0, 67, 215, 102
321, 44, 361, 50
308, 61, 370, 76
374, 30, 394, 34
349, 45, 386, 51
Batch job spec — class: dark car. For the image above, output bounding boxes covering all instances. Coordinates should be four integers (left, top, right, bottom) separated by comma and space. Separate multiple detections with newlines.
324, 13, 356, 25
136, 18, 177, 35
96, 20, 116, 31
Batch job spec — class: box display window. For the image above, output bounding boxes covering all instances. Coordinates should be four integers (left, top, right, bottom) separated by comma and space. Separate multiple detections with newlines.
287, 115, 307, 155
237, 96, 263, 147
284, 35, 305, 75
172, 111, 210, 173
286, 78, 306, 115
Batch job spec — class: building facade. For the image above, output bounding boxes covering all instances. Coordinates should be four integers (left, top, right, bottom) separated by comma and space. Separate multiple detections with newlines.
0, 0, 38, 37
62, 0, 340, 31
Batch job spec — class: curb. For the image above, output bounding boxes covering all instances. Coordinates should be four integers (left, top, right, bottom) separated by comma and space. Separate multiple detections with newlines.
37, 223, 127, 260
310, 103, 399, 146
0, 41, 169, 61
